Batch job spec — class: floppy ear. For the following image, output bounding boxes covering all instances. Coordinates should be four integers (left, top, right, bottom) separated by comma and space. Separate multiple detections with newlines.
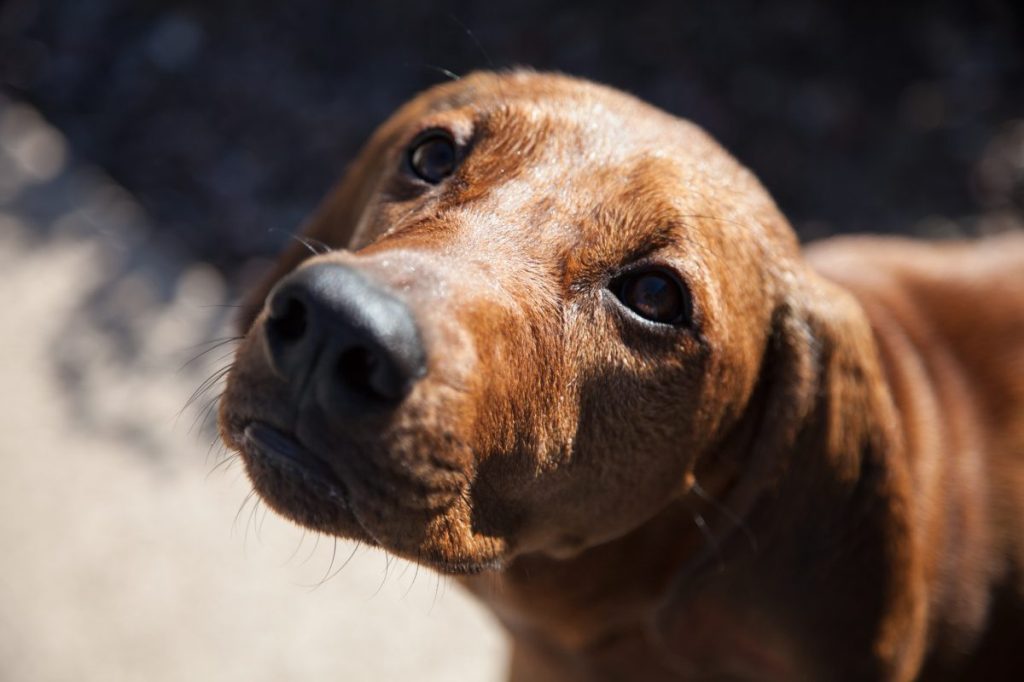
770, 276, 925, 674
687, 293, 821, 552
235, 133, 395, 333
787, 275, 902, 488
692, 270, 902, 556
663, 271, 923, 672
750, 274, 902, 506
667, 268, 907, 580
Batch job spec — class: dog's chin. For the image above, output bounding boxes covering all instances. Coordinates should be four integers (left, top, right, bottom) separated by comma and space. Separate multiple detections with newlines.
233, 421, 506, 575
237, 422, 375, 543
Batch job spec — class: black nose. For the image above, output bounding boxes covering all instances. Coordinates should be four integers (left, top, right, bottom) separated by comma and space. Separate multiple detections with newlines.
263, 262, 427, 407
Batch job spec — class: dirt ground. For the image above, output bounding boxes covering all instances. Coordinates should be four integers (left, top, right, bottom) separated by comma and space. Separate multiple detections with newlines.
0, 96, 505, 681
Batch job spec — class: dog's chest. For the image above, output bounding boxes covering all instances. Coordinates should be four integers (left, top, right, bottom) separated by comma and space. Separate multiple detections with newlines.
478, 577, 814, 681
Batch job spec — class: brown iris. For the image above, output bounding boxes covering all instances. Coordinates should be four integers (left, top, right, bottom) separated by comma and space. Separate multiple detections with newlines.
615, 269, 690, 325
408, 131, 456, 183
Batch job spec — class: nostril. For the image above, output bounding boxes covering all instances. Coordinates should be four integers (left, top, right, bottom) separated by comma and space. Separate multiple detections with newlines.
268, 296, 308, 342
263, 263, 425, 407
335, 346, 413, 402
335, 346, 380, 398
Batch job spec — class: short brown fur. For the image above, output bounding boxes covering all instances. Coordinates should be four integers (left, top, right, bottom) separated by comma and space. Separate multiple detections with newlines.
220, 71, 1024, 681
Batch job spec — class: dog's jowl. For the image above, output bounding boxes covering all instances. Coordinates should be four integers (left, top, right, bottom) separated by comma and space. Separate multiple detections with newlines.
219, 71, 1024, 682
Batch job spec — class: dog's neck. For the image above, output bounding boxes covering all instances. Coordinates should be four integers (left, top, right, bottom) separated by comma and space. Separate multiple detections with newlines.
460, 488, 832, 680
461, 288, 934, 680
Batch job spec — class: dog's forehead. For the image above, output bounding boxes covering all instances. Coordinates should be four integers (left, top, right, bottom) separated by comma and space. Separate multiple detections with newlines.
414, 71, 707, 158
365, 71, 792, 292
399, 73, 721, 234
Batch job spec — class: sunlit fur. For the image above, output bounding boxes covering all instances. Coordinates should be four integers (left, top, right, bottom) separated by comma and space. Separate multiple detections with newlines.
219, 71, 1024, 681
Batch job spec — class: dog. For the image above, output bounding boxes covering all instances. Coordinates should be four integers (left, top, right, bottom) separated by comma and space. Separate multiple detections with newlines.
218, 71, 1024, 681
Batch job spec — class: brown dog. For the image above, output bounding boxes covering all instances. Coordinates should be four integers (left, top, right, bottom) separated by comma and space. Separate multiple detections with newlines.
219, 71, 1024, 681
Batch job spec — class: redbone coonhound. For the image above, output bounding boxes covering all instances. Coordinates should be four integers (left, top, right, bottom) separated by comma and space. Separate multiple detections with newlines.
219, 71, 1024, 681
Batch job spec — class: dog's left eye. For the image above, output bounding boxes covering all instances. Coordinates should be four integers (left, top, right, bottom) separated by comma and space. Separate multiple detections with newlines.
407, 131, 457, 183
613, 269, 691, 326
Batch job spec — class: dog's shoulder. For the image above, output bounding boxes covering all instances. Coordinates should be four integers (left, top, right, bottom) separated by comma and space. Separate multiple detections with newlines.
803, 233, 1024, 356
804, 232, 1024, 430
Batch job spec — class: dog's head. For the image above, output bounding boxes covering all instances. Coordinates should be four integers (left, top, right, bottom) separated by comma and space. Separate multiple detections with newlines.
220, 71, 846, 574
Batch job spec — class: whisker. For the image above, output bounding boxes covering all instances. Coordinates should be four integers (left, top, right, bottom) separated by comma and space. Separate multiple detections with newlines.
245, 497, 263, 552
691, 481, 758, 552
182, 366, 230, 410
371, 552, 393, 597
429, 571, 442, 614
206, 347, 242, 369
303, 236, 332, 253
178, 336, 241, 372
690, 512, 725, 573
319, 541, 360, 586
256, 502, 270, 540
178, 335, 244, 354
180, 363, 234, 417
268, 228, 332, 256
420, 63, 460, 81
206, 450, 239, 479
402, 554, 422, 600
299, 532, 322, 567
309, 537, 339, 590
190, 390, 224, 437
294, 235, 322, 255
378, 200, 431, 241
205, 433, 229, 467
232, 490, 257, 540
283, 531, 307, 566
448, 13, 495, 70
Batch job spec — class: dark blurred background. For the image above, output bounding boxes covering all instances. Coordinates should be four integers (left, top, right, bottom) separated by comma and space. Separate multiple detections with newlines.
2, 0, 1023, 290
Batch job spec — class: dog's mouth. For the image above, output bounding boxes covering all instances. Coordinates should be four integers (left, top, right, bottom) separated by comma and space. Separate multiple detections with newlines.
232, 419, 502, 573
236, 421, 378, 544
243, 422, 346, 500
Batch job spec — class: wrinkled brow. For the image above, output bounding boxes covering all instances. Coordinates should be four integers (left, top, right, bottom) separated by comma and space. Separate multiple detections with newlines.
561, 158, 688, 282
448, 105, 561, 203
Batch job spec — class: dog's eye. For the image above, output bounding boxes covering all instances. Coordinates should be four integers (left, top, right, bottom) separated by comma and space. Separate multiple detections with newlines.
613, 269, 691, 326
407, 131, 457, 183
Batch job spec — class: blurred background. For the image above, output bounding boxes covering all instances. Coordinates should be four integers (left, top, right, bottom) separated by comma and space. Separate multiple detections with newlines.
0, 1, 1022, 680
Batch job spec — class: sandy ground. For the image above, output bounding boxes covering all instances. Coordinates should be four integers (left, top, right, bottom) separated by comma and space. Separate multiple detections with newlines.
0, 97, 505, 681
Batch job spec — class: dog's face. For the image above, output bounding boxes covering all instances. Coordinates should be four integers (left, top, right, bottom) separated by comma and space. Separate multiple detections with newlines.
219, 72, 805, 573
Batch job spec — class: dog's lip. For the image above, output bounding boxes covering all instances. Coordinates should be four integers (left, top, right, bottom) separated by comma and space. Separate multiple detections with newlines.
242, 421, 348, 501
235, 420, 495, 574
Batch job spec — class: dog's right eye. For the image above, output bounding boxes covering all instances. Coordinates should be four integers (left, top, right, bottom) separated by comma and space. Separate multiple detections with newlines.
407, 131, 457, 184
612, 269, 691, 326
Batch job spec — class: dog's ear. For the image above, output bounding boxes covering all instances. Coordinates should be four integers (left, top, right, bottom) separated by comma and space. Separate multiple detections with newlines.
695, 293, 820, 541
665, 272, 920, 669
765, 275, 923, 672
766, 273, 901, 494
662, 273, 890, 616
235, 135, 394, 334
789, 275, 900, 487
703, 271, 900, 546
